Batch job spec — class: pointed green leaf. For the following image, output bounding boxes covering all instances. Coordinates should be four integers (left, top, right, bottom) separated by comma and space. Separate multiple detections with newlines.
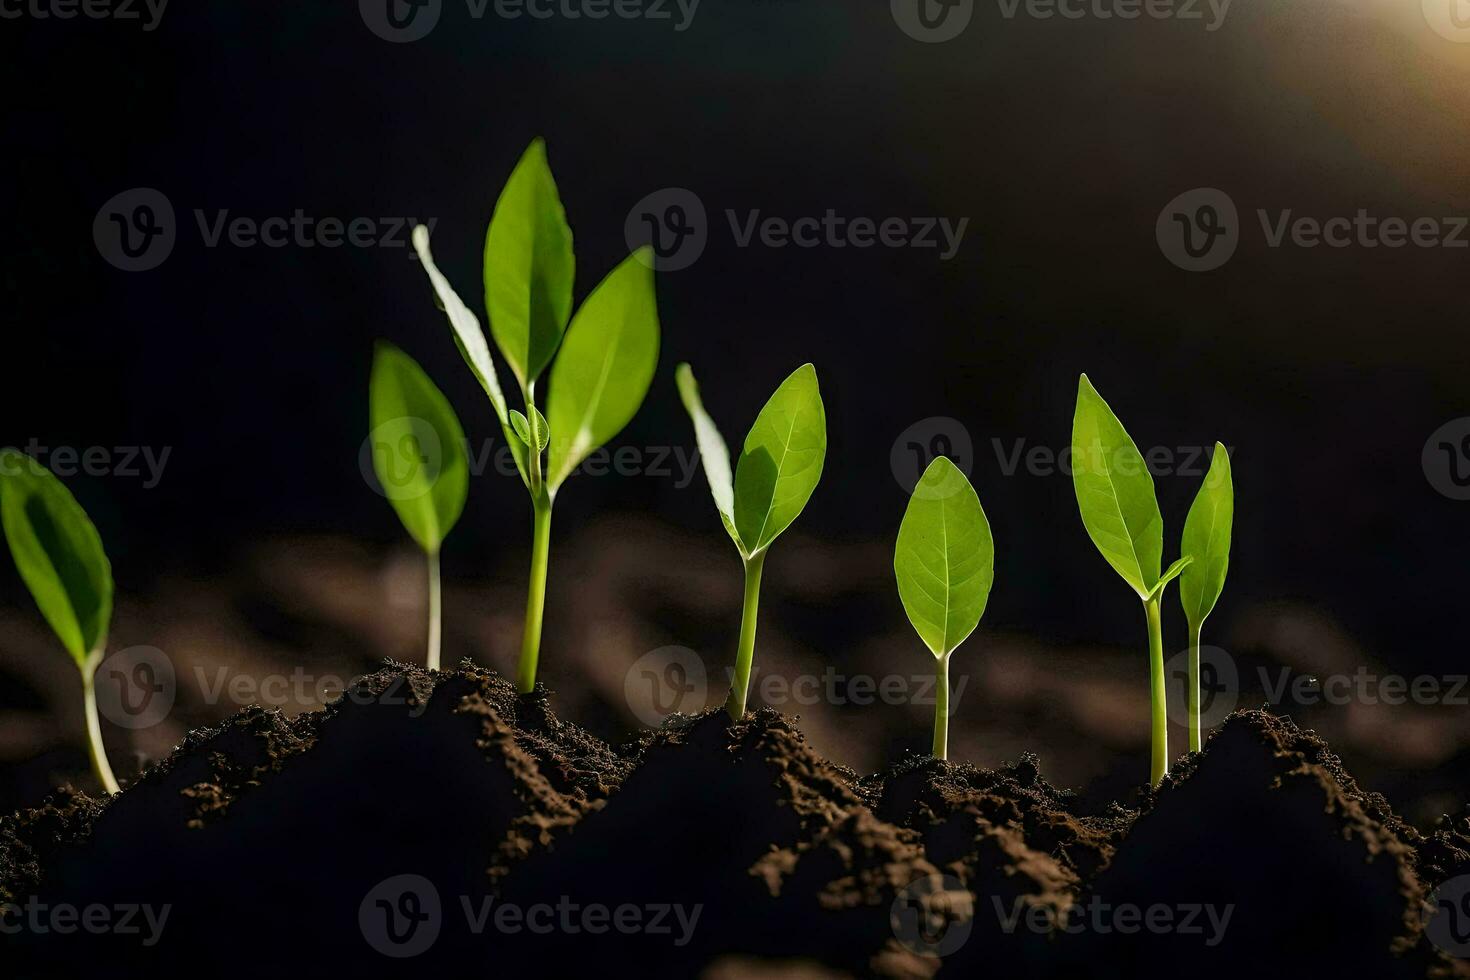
895, 457, 995, 658
0, 450, 113, 667
510, 410, 533, 447
1147, 555, 1194, 603
413, 225, 530, 487
544, 249, 661, 491
530, 405, 550, 452
484, 138, 575, 391
674, 363, 742, 553
369, 343, 470, 554
1180, 442, 1234, 627
732, 364, 827, 554
1072, 374, 1163, 599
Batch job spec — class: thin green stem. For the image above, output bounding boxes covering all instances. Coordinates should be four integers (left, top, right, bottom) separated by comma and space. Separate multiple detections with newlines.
932, 652, 950, 760
1144, 596, 1168, 785
516, 492, 554, 694
724, 551, 767, 721
1187, 619, 1203, 753
426, 549, 443, 672
81, 661, 120, 795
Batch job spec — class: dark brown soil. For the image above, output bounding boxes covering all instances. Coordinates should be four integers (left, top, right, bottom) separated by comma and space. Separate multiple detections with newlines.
1, 663, 1467, 978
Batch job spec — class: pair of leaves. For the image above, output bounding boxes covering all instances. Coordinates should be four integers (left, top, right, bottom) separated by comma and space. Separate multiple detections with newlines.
676, 363, 827, 558
368, 343, 470, 554
895, 457, 995, 659
0, 450, 113, 669
413, 141, 659, 498
1071, 375, 1192, 602
1180, 443, 1234, 629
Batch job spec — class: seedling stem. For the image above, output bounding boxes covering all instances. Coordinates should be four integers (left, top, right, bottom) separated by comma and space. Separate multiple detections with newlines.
518, 489, 554, 693
725, 550, 767, 720
1187, 621, 1203, 752
933, 652, 951, 760
1145, 595, 1168, 783
426, 550, 443, 672
81, 658, 120, 795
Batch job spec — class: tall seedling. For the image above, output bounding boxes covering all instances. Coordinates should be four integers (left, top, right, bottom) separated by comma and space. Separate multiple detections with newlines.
412, 140, 659, 692
0, 450, 120, 793
676, 363, 826, 720
1071, 375, 1193, 784
1179, 442, 1233, 752
368, 342, 470, 670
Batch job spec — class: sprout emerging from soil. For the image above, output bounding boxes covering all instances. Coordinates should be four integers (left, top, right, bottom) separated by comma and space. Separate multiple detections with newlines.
1179, 442, 1234, 752
412, 140, 660, 693
1071, 375, 1193, 784
894, 456, 995, 760
676, 363, 826, 721
0, 449, 120, 793
368, 342, 470, 671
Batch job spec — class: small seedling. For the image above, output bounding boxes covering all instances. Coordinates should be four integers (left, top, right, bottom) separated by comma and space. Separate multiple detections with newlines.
894, 456, 995, 760
368, 342, 471, 671
1179, 442, 1233, 752
412, 139, 659, 693
0, 450, 120, 793
1071, 375, 1193, 785
676, 362, 826, 721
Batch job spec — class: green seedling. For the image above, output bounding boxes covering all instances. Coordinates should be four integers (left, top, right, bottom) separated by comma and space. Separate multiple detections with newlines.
0, 450, 120, 793
894, 456, 995, 760
1179, 442, 1233, 752
368, 342, 470, 671
1071, 375, 1193, 785
412, 139, 659, 693
676, 362, 826, 721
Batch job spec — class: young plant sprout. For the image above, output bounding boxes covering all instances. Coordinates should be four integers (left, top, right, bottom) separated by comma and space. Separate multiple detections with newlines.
1179, 442, 1234, 752
368, 342, 471, 671
0, 450, 120, 793
894, 456, 995, 760
411, 139, 660, 693
1071, 375, 1193, 785
676, 362, 826, 721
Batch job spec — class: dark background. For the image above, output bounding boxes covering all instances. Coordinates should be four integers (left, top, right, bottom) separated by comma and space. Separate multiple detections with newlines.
2, 2, 1468, 818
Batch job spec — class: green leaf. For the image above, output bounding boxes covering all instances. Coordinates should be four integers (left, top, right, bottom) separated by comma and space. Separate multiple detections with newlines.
483, 138, 575, 391
732, 364, 827, 554
544, 249, 661, 492
530, 405, 550, 452
895, 457, 995, 658
1071, 374, 1163, 599
369, 343, 470, 554
413, 225, 530, 487
1180, 442, 1234, 627
1147, 555, 1194, 603
0, 450, 114, 667
510, 410, 533, 447
674, 363, 742, 552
